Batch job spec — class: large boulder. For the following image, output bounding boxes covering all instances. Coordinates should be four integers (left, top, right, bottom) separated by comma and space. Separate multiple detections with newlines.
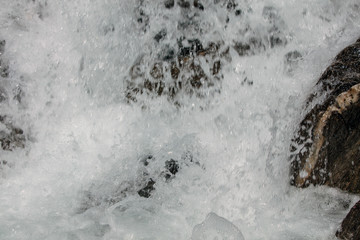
290, 37, 360, 193
336, 200, 360, 240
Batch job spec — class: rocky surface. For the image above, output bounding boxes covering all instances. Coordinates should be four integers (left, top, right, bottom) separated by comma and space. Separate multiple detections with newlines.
124, 0, 289, 105
0, 115, 25, 151
0, 40, 25, 152
77, 151, 200, 213
288, 37, 360, 240
336, 200, 360, 240
290, 37, 360, 193
0, 40, 9, 79
125, 38, 229, 105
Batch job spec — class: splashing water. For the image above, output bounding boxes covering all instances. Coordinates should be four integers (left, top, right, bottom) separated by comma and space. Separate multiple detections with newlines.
0, 0, 360, 239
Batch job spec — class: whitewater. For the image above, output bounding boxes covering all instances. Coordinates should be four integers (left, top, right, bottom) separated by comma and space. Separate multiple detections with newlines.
0, 0, 359, 239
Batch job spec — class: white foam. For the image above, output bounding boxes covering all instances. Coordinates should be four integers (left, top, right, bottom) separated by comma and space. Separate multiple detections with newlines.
0, 0, 359, 239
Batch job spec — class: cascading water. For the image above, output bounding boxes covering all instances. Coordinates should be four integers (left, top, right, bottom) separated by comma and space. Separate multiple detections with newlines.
0, 0, 359, 239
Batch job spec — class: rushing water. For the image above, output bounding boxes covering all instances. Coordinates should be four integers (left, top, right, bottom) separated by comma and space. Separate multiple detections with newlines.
0, 0, 360, 239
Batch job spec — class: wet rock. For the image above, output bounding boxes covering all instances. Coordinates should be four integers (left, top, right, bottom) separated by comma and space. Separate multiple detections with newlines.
140, 154, 154, 166
193, 0, 204, 11
125, 38, 227, 104
0, 40, 9, 78
163, 159, 179, 180
192, 212, 245, 240
77, 151, 200, 212
0, 40, 5, 56
284, 50, 302, 75
178, 0, 190, 9
336, 200, 360, 240
164, 0, 175, 9
135, 2, 150, 33
290, 38, 360, 193
102, 24, 115, 35
0, 60, 9, 78
0, 116, 25, 151
154, 29, 167, 43
126, 1, 287, 105
233, 37, 265, 56
138, 178, 156, 198
158, 45, 176, 61
226, 0, 237, 11
262, 6, 279, 24
268, 26, 287, 48
235, 9, 242, 16
0, 87, 7, 102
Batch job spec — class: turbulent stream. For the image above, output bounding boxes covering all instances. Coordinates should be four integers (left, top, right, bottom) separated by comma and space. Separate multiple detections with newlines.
0, 0, 360, 239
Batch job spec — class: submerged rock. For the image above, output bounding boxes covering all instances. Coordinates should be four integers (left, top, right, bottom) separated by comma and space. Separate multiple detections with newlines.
0, 40, 5, 56
164, 0, 175, 9
137, 178, 156, 198
0, 40, 9, 78
125, 38, 228, 104
284, 50, 302, 76
77, 151, 199, 213
290, 37, 360, 193
125, 1, 288, 106
0, 116, 25, 151
336, 200, 360, 240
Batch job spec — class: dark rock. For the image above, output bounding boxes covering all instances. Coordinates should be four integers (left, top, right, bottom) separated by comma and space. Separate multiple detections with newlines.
290, 38, 360, 193
164, 159, 179, 179
226, 0, 237, 11
269, 27, 287, 48
126, 0, 287, 105
140, 154, 154, 166
159, 45, 176, 61
0, 40, 9, 78
0, 60, 9, 78
336, 200, 360, 240
262, 6, 279, 24
138, 179, 156, 198
284, 50, 302, 75
194, 0, 204, 10
103, 24, 115, 35
0, 40, 5, 56
154, 29, 167, 43
125, 38, 226, 104
233, 37, 265, 56
135, 3, 150, 33
164, 0, 175, 9
0, 116, 25, 151
178, 0, 190, 9
233, 42, 251, 56
0, 87, 7, 102
241, 76, 253, 86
